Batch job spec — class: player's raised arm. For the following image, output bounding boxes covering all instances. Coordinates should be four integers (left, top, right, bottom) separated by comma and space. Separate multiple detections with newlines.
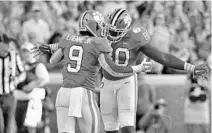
135, 27, 210, 79
39, 42, 60, 54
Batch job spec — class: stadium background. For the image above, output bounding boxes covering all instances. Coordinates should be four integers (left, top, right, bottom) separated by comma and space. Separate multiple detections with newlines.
0, 1, 211, 133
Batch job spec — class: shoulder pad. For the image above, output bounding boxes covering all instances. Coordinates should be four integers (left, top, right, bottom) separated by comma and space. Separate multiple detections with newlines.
129, 27, 151, 47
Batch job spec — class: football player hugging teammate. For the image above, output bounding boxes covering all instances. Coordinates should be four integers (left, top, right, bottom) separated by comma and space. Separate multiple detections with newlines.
33, 10, 152, 133
31, 8, 210, 133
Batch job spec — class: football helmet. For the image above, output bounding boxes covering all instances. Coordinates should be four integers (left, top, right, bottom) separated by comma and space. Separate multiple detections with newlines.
79, 10, 108, 37
107, 8, 132, 43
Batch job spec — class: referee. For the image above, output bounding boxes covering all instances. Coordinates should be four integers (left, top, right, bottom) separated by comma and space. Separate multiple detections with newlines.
0, 34, 26, 133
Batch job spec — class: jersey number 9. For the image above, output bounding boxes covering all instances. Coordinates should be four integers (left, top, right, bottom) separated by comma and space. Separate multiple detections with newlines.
67, 45, 83, 72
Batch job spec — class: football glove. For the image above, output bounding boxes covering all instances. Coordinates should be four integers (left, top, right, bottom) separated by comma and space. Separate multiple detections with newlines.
37, 42, 51, 54
132, 58, 152, 73
193, 61, 211, 81
30, 42, 51, 59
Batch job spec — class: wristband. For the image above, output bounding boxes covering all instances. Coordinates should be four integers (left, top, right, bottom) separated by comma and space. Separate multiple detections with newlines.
184, 62, 195, 73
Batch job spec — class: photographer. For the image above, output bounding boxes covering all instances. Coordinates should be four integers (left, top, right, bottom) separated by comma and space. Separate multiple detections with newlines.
184, 74, 209, 133
137, 99, 170, 133
136, 73, 156, 132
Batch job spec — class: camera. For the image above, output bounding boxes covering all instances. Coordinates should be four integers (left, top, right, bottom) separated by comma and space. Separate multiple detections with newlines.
154, 104, 159, 110
154, 98, 167, 110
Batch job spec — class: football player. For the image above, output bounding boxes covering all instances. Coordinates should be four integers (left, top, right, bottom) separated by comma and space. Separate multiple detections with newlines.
36, 10, 152, 133
98, 8, 210, 133
32, 8, 210, 133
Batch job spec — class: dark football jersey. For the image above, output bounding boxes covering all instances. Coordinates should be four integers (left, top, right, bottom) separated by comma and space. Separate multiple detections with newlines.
103, 27, 151, 80
60, 34, 112, 91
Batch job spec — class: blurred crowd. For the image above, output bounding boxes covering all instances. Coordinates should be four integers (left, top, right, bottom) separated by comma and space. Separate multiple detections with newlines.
0, 1, 211, 73
0, 1, 210, 133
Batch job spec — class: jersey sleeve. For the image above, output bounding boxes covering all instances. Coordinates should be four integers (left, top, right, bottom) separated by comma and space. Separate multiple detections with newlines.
93, 38, 112, 57
131, 27, 151, 47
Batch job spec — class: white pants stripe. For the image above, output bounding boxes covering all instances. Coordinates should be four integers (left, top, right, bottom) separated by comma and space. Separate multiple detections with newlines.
56, 87, 100, 133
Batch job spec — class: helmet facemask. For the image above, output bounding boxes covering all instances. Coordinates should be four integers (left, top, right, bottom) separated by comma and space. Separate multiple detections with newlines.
108, 25, 128, 43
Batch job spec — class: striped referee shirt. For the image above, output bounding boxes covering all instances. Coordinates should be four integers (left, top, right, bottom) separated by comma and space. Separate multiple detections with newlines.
0, 51, 26, 95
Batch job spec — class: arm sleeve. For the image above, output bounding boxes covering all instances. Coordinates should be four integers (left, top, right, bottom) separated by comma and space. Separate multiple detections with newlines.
49, 43, 60, 52
98, 53, 133, 77
140, 44, 185, 70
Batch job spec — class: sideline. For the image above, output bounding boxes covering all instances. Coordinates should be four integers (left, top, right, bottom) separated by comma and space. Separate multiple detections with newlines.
47, 73, 187, 86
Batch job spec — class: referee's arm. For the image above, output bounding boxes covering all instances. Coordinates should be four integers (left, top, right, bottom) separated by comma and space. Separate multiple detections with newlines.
14, 53, 26, 85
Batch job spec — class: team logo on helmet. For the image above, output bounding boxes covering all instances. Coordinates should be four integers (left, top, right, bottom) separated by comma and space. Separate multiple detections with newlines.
123, 16, 131, 27
79, 10, 108, 37
93, 12, 104, 23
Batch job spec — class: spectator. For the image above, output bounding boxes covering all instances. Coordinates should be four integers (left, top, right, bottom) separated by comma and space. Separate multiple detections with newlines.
134, 15, 154, 36
185, 1, 203, 37
151, 13, 171, 74
152, 1, 164, 14
184, 74, 209, 133
163, 29, 196, 74
137, 98, 170, 133
8, 19, 24, 49
22, 4, 50, 44
136, 73, 157, 132
0, 1, 210, 71
171, 29, 195, 62
167, 3, 190, 32
102, 1, 126, 15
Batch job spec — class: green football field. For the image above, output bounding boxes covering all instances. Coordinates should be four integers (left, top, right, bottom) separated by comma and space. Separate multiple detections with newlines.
46, 74, 208, 133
